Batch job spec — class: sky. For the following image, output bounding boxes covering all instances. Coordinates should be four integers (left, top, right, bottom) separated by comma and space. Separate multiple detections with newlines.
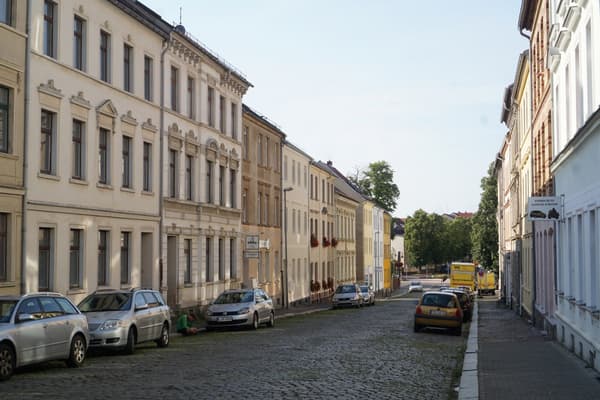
143, 0, 525, 218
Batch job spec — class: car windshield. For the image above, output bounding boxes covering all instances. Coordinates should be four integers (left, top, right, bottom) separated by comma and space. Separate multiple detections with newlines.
410, 281, 421, 286
335, 285, 357, 294
0, 300, 18, 323
78, 293, 132, 312
214, 291, 254, 304
421, 294, 456, 308
360, 286, 369, 293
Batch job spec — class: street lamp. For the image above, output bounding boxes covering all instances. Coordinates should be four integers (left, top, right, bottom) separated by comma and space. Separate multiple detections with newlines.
283, 187, 293, 308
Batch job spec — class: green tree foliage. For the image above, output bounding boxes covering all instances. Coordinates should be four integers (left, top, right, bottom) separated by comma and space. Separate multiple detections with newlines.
404, 210, 430, 268
347, 161, 400, 213
471, 163, 499, 272
446, 217, 472, 262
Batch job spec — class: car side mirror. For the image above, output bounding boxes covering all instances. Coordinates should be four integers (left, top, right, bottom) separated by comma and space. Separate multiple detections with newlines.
135, 303, 149, 311
17, 313, 36, 322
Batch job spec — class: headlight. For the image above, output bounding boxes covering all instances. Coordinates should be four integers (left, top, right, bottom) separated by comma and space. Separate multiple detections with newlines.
237, 307, 250, 315
100, 319, 126, 330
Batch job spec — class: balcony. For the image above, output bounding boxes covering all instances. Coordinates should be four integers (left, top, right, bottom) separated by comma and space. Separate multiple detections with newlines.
564, 3, 582, 31
555, 29, 572, 52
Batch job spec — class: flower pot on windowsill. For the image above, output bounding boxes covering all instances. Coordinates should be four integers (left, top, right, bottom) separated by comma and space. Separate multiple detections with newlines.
322, 237, 330, 247
331, 238, 338, 247
310, 234, 319, 248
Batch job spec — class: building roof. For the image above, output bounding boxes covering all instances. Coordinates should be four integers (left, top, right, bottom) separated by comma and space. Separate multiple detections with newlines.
518, 0, 537, 32
500, 84, 514, 125
316, 161, 369, 204
242, 104, 286, 138
282, 140, 313, 161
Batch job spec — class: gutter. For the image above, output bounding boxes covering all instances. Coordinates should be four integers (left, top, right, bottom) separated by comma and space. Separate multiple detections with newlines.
159, 35, 170, 291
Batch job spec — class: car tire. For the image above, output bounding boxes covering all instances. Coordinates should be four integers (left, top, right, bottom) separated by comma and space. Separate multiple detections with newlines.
413, 322, 421, 333
251, 313, 259, 330
124, 327, 136, 355
156, 323, 169, 348
0, 343, 15, 381
66, 334, 86, 368
453, 326, 462, 336
267, 311, 275, 328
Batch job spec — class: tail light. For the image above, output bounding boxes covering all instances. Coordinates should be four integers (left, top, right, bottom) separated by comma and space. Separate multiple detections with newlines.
455, 309, 462, 318
416, 306, 422, 315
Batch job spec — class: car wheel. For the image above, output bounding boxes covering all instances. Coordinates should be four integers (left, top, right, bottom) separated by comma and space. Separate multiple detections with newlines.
413, 322, 421, 333
453, 326, 462, 336
251, 313, 259, 330
267, 311, 275, 328
66, 334, 86, 368
124, 327, 136, 355
0, 343, 15, 381
156, 323, 169, 348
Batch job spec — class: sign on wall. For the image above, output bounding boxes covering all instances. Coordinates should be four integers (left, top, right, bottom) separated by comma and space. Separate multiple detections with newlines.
527, 196, 560, 221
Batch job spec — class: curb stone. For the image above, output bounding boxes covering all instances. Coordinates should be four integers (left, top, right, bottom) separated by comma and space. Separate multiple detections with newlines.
458, 301, 478, 400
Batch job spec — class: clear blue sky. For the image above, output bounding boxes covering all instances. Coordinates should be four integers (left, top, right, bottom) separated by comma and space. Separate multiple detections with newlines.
143, 0, 525, 218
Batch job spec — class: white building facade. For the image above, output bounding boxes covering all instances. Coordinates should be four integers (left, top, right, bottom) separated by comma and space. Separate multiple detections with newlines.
373, 206, 384, 291
549, 0, 600, 371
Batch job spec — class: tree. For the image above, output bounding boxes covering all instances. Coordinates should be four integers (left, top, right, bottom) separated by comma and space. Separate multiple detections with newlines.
347, 161, 400, 213
471, 163, 499, 272
404, 209, 430, 268
446, 217, 472, 262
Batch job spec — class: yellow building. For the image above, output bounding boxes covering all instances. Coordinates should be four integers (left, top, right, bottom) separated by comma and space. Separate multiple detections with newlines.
383, 212, 392, 293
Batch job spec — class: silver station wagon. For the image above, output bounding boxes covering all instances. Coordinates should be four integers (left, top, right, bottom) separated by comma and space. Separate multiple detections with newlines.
0, 292, 89, 381
78, 288, 170, 354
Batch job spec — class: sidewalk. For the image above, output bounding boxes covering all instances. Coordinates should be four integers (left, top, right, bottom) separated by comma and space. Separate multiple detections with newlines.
460, 299, 600, 399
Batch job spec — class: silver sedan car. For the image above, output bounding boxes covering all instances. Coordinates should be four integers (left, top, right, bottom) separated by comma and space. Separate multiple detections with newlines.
205, 289, 274, 330
0, 292, 89, 381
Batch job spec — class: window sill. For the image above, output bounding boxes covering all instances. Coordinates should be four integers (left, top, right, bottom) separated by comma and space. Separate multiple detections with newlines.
0, 281, 17, 288
141, 190, 154, 196
120, 187, 135, 194
96, 182, 113, 190
67, 288, 87, 295
69, 178, 89, 186
38, 172, 60, 181
0, 152, 19, 161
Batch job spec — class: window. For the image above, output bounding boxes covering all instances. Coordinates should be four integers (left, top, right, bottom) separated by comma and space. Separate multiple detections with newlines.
99, 128, 109, 184
292, 209, 296, 233
72, 120, 84, 179
231, 103, 237, 139
73, 16, 85, 71
219, 95, 226, 133
219, 166, 225, 206
208, 87, 214, 127
257, 135, 263, 166
123, 44, 133, 92
98, 230, 109, 286
184, 239, 191, 284
43, 0, 56, 58
169, 149, 177, 198
266, 137, 270, 168
0, 86, 10, 153
218, 238, 224, 281
205, 237, 212, 282
143, 142, 151, 191
264, 194, 269, 226
170, 66, 179, 111
242, 126, 249, 159
284, 156, 288, 181
292, 160, 296, 184
304, 166, 307, 187
275, 196, 279, 227
185, 155, 193, 200
39, 228, 53, 291
230, 169, 236, 208
242, 189, 248, 223
0, 214, 7, 281
257, 192, 262, 225
122, 136, 131, 188
40, 110, 55, 175
100, 31, 111, 83
144, 56, 153, 101
229, 238, 236, 279
206, 160, 213, 203
0, 0, 12, 25
120, 232, 130, 285
187, 76, 194, 119
69, 229, 83, 288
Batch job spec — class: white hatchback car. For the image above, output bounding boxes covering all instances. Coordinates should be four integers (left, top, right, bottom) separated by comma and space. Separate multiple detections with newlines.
0, 292, 89, 381
408, 281, 424, 293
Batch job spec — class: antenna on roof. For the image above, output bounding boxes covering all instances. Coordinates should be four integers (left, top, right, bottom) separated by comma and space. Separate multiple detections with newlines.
179, 6, 182, 25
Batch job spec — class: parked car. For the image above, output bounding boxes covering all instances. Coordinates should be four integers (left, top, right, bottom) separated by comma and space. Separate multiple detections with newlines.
205, 289, 274, 330
408, 281, 424, 293
77, 288, 170, 354
414, 291, 463, 336
0, 292, 89, 381
332, 284, 363, 309
359, 284, 375, 306
441, 288, 473, 322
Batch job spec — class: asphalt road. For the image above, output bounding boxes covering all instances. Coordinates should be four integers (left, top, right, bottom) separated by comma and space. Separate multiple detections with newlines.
2, 292, 466, 400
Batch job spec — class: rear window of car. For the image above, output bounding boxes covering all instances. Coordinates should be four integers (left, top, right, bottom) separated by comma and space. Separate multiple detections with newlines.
422, 294, 456, 308
55, 297, 78, 314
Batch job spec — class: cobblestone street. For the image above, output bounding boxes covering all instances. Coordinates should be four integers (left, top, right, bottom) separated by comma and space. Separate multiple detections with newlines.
2, 295, 466, 400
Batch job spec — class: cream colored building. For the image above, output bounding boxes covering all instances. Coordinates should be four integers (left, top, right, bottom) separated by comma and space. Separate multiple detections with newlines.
24, 0, 169, 303
0, 0, 26, 295
357, 200, 374, 285
334, 191, 358, 285
282, 141, 311, 304
241, 105, 283, 304
162, 27, 251, 308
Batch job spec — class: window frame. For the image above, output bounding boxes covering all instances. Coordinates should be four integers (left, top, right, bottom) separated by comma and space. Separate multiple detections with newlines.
40, 109, 55, 175
184, 238, 191, 284
144, 55, 153, 102
185, 154, 193, 201
123, 43, 133, 93
100, 30, 111, 83
171, 66, 179, 112
98, 128, 110, 184
0, 213, 7, 281
69, 228, 83, 289
0, 86, 10, 153
169, 149, 177, 198
0, 0, 12, 26
43, 0, 56, 58
143, 141, 152, 192
120, 231, 130, 285
122, 136, 132, 188
73, 15, 86, 71
98, 230, 109, 286
72, 119, 84, 180
38, 227, 53, 291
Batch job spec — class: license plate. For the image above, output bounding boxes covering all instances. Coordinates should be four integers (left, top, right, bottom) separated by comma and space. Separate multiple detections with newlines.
217, 316, 233, 322
430, 310, 445, 316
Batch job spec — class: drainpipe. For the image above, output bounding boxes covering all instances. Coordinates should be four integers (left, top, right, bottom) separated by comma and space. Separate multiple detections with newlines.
159, 35, 170, 292
20, 0, 32, 295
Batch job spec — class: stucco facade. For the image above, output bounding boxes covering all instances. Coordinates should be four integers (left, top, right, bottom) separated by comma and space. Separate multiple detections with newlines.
241, 105, 283, 304
0, 0, 26, 295
383, 212, 391, 291
373, 206, 384, 290
357, 200, 374, 285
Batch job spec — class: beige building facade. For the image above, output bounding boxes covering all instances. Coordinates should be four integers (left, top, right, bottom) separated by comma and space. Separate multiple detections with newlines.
241, 105, 283, 304
0, 0, 26, 295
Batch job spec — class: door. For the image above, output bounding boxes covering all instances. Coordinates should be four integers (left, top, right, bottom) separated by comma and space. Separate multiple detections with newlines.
14, 298, 50, 365
167, 236, 178, 307
142, 291, 162, 340
141, 233, 154, 289
133, 292, 153, 342
38, 297, 70, 358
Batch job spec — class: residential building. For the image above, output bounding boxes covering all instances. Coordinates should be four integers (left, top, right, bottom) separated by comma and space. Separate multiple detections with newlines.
519, 0, 557, 334
357, 200, 374, 286
162, 23, 251, 308
373, 206, 384, 291
24, 0, 168, 302
383, 212, 392, 294
282, 141, 311, 304
549, 0, 600, 371
391, 218, 405, 286
241, 105, 284, 304
496, 111, 512, 306
0, 0, 26, 295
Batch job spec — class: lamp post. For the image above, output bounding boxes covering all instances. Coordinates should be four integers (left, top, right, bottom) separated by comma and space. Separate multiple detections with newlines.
283, 187, 293, 308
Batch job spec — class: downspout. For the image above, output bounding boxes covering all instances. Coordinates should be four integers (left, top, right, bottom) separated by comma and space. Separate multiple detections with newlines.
159, 35, 170, 292
21, 0, 32, 295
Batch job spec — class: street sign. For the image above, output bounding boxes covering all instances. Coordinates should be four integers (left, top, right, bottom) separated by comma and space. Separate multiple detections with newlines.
244, 250, 259, 259
259, 239, 270, 249
527, 196, 560, 221
246, 235, 259, 250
